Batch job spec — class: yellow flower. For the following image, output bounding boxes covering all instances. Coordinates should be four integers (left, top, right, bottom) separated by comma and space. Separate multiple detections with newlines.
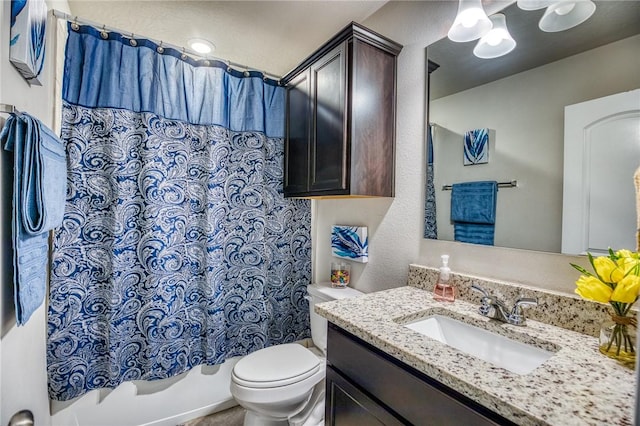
575, 275, 612, 303
617, 256, 640, 276
616, 249, 640, 260
611, 274, 640, 304
593, 256, 624, 283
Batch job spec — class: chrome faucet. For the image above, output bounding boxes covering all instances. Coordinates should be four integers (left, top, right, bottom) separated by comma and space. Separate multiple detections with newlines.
471, 283, 537, 326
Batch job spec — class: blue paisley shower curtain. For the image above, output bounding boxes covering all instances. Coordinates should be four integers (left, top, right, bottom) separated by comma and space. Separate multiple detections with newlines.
47, 24, 311, 401
424, 124, 437, 239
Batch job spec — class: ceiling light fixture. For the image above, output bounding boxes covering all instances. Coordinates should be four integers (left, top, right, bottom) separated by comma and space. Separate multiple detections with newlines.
188, 38, 215, 54
516, 0, 554, 11
447, 0, 492, 43
473, 13, 516, 59
538, 1, 596, 32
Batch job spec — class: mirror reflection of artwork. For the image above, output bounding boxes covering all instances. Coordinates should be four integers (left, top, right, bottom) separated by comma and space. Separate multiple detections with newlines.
10, 0, 47, 86
463, 128, 489, 165
331, 225, 368, 263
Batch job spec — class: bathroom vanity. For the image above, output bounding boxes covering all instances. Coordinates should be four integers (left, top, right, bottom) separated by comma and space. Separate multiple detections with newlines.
326, 323, 515, 425
316, 266, 636, 425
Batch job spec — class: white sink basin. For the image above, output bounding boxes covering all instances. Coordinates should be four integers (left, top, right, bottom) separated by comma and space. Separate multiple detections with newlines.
404, 315, 554, 375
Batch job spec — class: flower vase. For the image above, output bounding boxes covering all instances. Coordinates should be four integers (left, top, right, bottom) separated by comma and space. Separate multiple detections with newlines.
599, 314, 637, 368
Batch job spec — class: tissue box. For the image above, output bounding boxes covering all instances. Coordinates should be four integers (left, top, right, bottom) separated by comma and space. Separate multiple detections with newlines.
10, 0, 47, 86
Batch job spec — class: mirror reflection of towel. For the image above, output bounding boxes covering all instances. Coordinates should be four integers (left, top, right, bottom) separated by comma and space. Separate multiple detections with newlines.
451, 181, 497, 246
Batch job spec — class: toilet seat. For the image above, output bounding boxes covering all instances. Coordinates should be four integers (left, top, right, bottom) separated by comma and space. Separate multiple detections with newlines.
232, 343, 321, 389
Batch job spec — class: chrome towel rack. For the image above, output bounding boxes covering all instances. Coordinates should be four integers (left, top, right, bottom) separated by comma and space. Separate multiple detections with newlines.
442, 180, 518, 191
1, 103, 18, 114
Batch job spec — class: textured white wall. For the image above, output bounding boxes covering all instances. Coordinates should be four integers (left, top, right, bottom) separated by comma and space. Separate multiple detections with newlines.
431, 35, 640, 253
314, 0, 600, 295
0, 2, 69, 425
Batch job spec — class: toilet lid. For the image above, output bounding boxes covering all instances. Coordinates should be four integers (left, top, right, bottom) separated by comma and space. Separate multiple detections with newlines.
233, 343, 321, 388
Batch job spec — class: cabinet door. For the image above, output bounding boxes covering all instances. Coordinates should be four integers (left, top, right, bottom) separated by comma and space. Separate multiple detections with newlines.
284, 69, 311, 196
326, 366, 404, 426
328, 324, 515, 426
309, 43, 348, 194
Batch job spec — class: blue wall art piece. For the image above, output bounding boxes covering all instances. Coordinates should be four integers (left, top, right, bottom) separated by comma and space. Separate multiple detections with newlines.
463, 128, 490, 166
331, 225, 369, 263
10, 0, 47, 86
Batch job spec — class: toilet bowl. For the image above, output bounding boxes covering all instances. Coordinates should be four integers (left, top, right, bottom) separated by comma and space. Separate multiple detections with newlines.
230, 283, 363, 426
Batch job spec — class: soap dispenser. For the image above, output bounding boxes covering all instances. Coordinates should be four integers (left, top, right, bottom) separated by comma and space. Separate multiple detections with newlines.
433, 255, 455, 302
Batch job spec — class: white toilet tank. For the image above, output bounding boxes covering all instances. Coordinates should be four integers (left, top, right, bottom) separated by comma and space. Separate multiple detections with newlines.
306, 283, 363, 355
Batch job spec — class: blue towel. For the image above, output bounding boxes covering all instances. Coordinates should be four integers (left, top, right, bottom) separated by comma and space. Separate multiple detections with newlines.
451, 181, 497, 245
0, 113, 66, 325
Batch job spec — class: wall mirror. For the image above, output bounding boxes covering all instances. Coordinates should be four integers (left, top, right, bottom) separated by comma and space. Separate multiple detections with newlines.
424, 0, 640, 254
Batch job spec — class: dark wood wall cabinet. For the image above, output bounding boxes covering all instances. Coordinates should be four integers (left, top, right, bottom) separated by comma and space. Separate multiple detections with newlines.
325, 323, 518, 426
281, 22, 402, 198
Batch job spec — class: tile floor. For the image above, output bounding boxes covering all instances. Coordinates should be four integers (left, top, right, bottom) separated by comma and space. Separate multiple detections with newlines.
180, 405, 246, 426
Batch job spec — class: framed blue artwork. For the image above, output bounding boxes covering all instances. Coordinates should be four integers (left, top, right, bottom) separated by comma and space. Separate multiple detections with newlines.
331, 225, 368, 263
463, 128, 490, 165
10, 0, 47, 86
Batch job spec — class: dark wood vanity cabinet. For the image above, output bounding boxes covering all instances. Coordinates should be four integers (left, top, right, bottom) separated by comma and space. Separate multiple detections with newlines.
282, 23, 402, 198
325, 323, 517, 426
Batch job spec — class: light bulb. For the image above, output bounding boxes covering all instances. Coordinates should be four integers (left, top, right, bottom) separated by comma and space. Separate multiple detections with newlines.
486, 32, 503, 46
539, 0, 596, 32
460, 11, 480, 28
554, 2, 576, 15
448, 0, 492, 42
473, 13, 516, 59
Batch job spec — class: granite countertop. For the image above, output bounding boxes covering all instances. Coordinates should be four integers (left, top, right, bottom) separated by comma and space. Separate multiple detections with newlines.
315, 286, 635, 426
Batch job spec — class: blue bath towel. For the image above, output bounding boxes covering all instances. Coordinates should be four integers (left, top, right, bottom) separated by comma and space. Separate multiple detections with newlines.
0, 113, 66, 325
451, 181, 497, 245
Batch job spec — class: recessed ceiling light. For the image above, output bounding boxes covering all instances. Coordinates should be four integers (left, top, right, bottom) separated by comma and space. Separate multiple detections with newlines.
188, 38, 215, 54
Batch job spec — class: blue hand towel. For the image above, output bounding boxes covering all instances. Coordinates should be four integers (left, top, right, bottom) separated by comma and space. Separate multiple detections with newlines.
0, 113, 66, 325
451, 181, 497, 246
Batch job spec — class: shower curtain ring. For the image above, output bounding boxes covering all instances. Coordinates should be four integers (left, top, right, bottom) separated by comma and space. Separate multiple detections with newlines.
129, 33, 137, 47
181, 47, 187, 61
71, 17, 79, 31
100, 25, 108, 39
157, 41, 165, 54
243, 67, 250, 77
226, 61, 232, 73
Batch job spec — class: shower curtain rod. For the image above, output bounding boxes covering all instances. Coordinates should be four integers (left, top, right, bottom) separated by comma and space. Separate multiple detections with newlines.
50, 9, 283, 82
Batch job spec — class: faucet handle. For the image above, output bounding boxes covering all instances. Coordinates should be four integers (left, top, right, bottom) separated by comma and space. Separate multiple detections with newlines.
471, 283, 489, 298
471, 283, 492, 316
514, 297, 538, 308
508, 297, 538, 326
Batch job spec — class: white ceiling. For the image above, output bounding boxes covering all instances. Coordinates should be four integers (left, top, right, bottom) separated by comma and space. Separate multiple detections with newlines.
66, 0, 388, 77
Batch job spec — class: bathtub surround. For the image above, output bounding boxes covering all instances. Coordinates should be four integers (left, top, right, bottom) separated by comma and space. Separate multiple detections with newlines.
47, 24, 311, 402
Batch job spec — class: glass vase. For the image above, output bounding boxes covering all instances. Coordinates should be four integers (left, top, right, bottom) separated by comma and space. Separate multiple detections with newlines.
330, 262, 351, 288
599, 315, 637, 368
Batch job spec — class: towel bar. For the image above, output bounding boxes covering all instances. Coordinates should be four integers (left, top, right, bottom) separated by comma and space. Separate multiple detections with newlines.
1, 103, 18, 114
442, 180, 517, 191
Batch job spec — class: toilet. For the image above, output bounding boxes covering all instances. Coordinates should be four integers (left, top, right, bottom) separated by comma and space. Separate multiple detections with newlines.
230, 282, 363, 426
